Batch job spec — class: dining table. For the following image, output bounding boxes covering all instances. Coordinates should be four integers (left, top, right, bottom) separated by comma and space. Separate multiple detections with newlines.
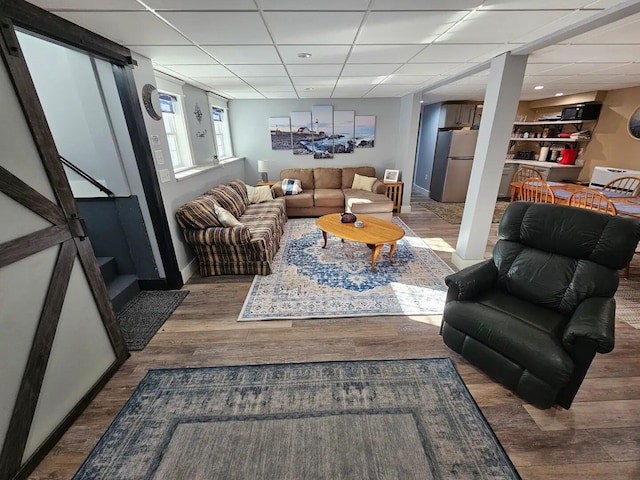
509, 181, 640, 218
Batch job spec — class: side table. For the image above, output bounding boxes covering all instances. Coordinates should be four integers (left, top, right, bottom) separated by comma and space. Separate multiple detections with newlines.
384, 181, 403, 213
257, 181, 276, 187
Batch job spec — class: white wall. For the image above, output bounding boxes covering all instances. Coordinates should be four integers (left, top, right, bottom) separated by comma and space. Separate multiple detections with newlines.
131, 53, 245, 281
229, 98, 402, 184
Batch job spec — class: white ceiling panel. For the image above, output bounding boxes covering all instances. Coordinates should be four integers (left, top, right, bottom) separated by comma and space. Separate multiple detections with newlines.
332, 86, 375, 97
220, 90, 265, 99
349, 45, 425, 63
226, 65, 287, 77
27, 0, 144, 10
410, 44, 511, 63
288, 64, 344, 77
564, 12, 640, 44
243, 77, 294, 87
145, 0, 257, 9
291, 77, 338, 87
193, 77, 248, 87
264, 12, 364, 44
514, 10, 599, 44
365, 84, 416, 97
371, 0, 482, 10
130, 45, 217, 65
528, 63, 621, 75
298, 88, 334, 98
160, 12, 272, 44
480, 0, 601, 9
384, 75, 437, 85
163, 64, 232, 77
358, 11, 467, 44
341, 64, 401, 76
394, 63, 460, 76
440, 11, 566, 44
532, 44, 640, 63
277, 45, 351, 64
337, 76, 384, 86
55, 11, 189, 45
261, 0, 370, 9
201, 46, 281, 64
597, 63, 640, 75
263, 91, 300, 98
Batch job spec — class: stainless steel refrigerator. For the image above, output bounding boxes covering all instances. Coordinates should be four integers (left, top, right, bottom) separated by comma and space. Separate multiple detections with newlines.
429, 129, 478, 202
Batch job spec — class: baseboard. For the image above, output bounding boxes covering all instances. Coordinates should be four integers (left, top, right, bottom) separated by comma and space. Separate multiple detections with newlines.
412, 184, 430, 197
181, 257, 198, 284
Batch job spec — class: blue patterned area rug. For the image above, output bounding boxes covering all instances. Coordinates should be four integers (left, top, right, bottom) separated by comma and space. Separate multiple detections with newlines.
239, 217, 453, 321
73, 359, 520, 480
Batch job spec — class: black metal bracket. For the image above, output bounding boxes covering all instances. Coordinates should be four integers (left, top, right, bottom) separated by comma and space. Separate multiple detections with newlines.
69, 214, 88, 240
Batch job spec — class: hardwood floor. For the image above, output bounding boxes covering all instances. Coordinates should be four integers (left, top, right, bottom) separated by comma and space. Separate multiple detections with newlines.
29, 195, 640, 480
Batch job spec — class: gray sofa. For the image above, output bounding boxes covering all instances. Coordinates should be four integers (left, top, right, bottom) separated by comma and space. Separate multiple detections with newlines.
271, 167, 394, 221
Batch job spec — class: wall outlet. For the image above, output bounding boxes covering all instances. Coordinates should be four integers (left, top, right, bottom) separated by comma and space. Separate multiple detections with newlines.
159, 169, 171, 183
154, 149, 165, 165
424, 174, 429, 181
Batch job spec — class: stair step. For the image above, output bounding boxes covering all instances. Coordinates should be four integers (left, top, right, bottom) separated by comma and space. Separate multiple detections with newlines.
108, 274, 140, 313
97, 256, 118, 285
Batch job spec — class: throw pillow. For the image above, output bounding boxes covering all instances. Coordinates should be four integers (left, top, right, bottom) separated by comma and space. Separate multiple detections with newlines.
246, 185, 274, 203
213, 203, 242, 227
352, 173, 377, 192
282, 178, 303, 195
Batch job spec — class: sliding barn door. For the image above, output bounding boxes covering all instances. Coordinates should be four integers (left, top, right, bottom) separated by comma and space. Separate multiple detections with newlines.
0, 20, 128, 480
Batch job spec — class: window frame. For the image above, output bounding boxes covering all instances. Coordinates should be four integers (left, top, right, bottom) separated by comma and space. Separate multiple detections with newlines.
208, 93, 234, 160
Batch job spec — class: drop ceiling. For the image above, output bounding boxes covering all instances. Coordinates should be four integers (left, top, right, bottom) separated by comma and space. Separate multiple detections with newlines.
27, 0, 640, 102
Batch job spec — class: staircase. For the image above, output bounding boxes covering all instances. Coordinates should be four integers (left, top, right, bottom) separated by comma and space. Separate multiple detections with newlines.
97, 256, 140, 313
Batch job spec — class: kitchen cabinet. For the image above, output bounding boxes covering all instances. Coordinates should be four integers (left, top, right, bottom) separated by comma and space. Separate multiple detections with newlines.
439, 104, 476, 128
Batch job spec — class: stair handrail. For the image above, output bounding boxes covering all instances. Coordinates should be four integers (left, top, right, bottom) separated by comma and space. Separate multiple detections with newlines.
59, 155, 115, 197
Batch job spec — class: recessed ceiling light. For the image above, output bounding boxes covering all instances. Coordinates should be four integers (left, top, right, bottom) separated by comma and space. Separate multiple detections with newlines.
534, 85, 544, 90
297, 53, 312, 58
555, 92, 564, 97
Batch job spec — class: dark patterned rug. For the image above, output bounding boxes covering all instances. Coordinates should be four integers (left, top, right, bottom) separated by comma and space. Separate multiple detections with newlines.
117, 290, 189, 351
420, 200, 510, 224
72, 359, 520, 480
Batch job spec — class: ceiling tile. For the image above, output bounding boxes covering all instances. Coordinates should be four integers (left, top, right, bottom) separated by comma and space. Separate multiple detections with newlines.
291, 77, 338, 87
226, 65, 287, 76
332, 86, 375, 97
288, 64, 344, 77
163, 64, 233, 77
278, 45, 351, 64
524, 63, 567, 75
337, 76, 384, 86
201, 46, 281, 64
438, 11, 565, 44
514, 10, 598, 44
566, 14, 640, 44
27, 0, 143, 9
264, 12, 364, 44
262, 92, 299, 99
341, 64, 401, 76
192, 77, 248, 87
298, 88, 334, 98
596, 63, 640, 75
532, 44, 640, 63
529, 63, 622, 75
394, 63, 460, 76
243, 77, 293, 87
130, 45, 217, 65
359, 11, 467, 44
160, 12, 272, 44
253, 85, 297, 92
372, 0, 482, 10
349, 45, 425, 63
384, 75, 436, 85
365, 84, 416, 97
145, 0, 257, 9
55, 11, 189, 45
221, 90, 265, 99
412, 44, 512, 63
261, 0, 370, 9
480, 0, 598, 9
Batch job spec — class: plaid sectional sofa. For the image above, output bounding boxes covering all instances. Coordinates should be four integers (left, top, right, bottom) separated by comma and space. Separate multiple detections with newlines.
175, 179, 287, 276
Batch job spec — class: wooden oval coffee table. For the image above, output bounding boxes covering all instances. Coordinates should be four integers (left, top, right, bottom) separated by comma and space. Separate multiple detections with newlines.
315, 213, 405, 272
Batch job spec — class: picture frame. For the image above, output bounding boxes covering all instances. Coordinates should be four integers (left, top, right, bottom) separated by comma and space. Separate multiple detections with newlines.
628, 104, 640, 140
383, 169, 399, 183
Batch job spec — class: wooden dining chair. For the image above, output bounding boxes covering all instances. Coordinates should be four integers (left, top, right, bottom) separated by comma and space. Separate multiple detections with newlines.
567, 188, 618, 216
601, 176, 640, 197
520, 177, 556, 204
510, 167, 544, 201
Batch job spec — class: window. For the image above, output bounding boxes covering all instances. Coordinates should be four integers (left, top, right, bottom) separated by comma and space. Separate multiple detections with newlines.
209, 99, 233, 159
158, 91, 193, 170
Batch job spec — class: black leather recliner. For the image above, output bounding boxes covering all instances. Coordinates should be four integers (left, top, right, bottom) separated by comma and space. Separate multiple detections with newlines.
441, 202, 640, 409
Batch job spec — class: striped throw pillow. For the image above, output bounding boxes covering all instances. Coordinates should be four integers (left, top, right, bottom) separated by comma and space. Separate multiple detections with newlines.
282, 178, 303, 195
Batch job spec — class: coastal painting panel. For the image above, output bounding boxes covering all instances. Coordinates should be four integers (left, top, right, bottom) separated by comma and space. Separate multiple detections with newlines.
333, 110, 355, 154
355, 115, 376, 148
269, 117, 292, 150
291, 111, 313, 155
311, 105, 334, 159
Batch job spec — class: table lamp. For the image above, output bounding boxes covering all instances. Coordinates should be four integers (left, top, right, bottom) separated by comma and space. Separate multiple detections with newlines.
258, 160, 269, 182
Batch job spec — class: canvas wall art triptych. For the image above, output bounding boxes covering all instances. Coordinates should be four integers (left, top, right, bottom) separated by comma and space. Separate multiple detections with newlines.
269, 105, 376, 158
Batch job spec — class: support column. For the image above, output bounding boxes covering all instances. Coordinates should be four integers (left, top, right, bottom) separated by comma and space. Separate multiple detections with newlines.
452, 52, 528, 270
396, 92, 422, 213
